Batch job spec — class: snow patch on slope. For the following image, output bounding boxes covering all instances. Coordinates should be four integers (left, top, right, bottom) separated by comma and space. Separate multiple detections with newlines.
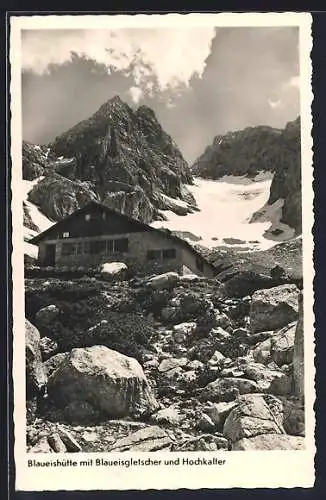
250, 198, 295, 242
23, 177, 55, 257
23, 178, 54, 233
151, 175, 294, 251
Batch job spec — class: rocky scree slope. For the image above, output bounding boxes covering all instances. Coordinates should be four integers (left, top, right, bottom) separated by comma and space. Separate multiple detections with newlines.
24, 96, 196, 226
25, 270, 304, 452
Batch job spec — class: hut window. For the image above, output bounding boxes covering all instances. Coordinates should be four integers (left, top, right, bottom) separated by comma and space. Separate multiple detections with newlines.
85, 214, 91, 221
76, 242, 83, 255
163, 248, 176, 260
114, 238, 129, 253
106, 239, 114, 253
62, 242, 75, 256
147, 249, 162, 261
90, 240, 106, 254
196, 257, 204, 272
62, 232, 70, 238
102, 212, 106, 220
82, 238, 129, 255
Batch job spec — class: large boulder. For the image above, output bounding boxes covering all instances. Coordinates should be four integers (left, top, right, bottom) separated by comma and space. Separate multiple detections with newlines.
243, 363, 292, 396
173, 322, 197, 343
47, 345, 159, 418
108, 426, 173, 452
200, 377, 258, 402
223, 394, 285, 444
270, 322, 296, 367
25, 319, 47, 394
147, 272, 179, 290
35, 304, 60, 329
250, 284, 299, 333
222, 271, 277, 298
151, 407, 183, 426
233, 434, 305, 450
99, 262, 128, 280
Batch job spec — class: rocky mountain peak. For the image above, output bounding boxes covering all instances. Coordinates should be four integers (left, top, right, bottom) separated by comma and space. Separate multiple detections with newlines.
23, 97, 196, 226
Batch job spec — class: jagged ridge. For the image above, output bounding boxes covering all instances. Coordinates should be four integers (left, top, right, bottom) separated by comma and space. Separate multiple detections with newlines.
191, 126, 283, 179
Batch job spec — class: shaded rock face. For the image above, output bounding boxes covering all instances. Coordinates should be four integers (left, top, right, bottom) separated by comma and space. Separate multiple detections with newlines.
22, 141, 48, 180
268, 118, 302, 233
102, 187, 155, 223
293, 292, 304, 399
28, 96, 193, 225
191, 125, 282, 179
221, 271, 283, 299
250, 284, 299, 333
47, 345, 159, 419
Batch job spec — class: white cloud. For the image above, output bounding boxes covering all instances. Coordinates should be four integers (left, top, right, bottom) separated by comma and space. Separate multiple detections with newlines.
21, 28, 216, 92
128, 86, 143, 104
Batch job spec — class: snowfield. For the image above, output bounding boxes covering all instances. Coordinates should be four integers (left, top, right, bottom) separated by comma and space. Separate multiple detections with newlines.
151, 174, 295, 251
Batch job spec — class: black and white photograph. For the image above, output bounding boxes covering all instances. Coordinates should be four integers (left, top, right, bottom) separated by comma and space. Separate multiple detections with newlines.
10, 13, 314, 491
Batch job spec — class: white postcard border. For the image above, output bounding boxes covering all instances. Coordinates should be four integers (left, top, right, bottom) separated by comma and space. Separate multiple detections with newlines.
10, 12, 315, 491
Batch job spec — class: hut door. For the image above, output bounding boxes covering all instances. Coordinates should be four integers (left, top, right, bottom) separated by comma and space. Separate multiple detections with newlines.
44, 244, 56, 266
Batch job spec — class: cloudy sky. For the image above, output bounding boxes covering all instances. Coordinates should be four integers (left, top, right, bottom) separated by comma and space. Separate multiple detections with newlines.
21, 26, 300, 162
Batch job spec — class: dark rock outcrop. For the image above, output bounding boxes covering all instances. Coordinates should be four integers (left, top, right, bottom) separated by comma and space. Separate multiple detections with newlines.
267, 117, 301, 233
27, 174, 98, 221
22, 141, 48, 180
191, 126, 282, 179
